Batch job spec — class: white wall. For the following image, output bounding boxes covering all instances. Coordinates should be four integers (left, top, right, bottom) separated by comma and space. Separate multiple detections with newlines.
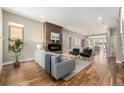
63, 29, 84, 53
106, 28, 117, 57
116, 8, 124, 63
0, 8, 3, 73
116, 20, 124, 63
3, 11, 42, 64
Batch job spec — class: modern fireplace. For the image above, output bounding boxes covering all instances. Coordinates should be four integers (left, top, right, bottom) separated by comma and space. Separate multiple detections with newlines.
48, 44, 62, 51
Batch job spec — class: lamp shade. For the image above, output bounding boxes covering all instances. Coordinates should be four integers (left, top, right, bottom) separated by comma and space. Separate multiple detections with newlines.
36, 43, 42, 50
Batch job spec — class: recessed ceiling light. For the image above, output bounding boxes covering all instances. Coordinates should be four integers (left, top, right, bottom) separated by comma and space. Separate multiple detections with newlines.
41, 16, 44, 18
98, 16, 102, 21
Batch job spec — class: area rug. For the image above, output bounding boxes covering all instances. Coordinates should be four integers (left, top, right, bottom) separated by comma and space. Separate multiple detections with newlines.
63, 59, 92, 81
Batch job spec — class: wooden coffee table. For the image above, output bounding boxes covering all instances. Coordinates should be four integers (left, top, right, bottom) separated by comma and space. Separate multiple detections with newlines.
60, 53, 80, 60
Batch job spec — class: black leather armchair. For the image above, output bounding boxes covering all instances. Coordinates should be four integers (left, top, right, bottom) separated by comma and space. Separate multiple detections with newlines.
69, 48, 80, 55
80, 48, 92, 58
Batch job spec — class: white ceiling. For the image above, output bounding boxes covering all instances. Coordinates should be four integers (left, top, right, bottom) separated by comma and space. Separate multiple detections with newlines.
3, 7, 119, 35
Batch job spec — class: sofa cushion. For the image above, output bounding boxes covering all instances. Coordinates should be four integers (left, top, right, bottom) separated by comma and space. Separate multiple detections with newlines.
56, 56, 63, 63
58, 56, 63, 62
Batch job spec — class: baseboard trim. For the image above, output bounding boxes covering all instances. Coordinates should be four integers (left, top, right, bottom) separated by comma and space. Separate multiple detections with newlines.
3, 58, 34, 66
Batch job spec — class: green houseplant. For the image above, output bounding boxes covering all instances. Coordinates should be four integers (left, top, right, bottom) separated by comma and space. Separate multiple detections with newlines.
8, 38, 24, 67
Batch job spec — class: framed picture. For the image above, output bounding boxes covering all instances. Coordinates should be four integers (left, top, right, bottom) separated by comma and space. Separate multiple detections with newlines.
8, 22, 24, 40
51, 32, 60, 41
9, 26, 24, 40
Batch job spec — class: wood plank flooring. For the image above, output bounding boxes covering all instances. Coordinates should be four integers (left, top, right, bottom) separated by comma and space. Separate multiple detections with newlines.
0, 54, 124, 86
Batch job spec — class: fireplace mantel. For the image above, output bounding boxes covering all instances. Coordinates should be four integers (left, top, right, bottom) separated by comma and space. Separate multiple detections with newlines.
48, 44, 62, 51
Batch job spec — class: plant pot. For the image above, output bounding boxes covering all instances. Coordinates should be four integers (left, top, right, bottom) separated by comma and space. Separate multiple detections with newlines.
13, 61, 20, 68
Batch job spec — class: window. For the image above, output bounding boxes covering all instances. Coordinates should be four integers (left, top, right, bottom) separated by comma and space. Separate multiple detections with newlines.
9, 22, 24, 40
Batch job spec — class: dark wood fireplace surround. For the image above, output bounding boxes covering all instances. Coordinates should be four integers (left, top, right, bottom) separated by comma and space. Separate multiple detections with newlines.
43, 22, 63, 54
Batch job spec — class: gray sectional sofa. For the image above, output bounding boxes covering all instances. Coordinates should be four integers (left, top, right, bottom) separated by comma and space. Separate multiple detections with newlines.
50, 55, 75, 80
35, 51, 75, 80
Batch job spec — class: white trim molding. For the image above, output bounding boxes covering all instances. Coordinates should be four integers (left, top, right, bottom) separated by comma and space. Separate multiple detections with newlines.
116, 60, 122, 64
3, 58, 34, 66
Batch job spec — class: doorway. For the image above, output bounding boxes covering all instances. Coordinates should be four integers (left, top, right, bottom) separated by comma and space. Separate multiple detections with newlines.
88, 35, 107, 55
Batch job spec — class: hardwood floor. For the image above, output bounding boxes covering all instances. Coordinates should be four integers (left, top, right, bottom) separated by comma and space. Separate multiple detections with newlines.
0, 53, 124, 86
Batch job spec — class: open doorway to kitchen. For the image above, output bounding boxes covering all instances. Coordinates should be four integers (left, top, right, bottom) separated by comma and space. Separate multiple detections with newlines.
88, 35, 107, 56
88, 34, 107, 64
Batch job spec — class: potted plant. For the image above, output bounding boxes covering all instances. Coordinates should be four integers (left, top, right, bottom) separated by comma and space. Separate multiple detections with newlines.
8, 38, 24, 67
